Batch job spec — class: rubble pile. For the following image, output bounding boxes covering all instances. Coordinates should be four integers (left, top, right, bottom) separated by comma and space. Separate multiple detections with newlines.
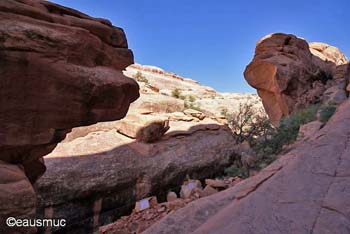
99, 177, 242, 234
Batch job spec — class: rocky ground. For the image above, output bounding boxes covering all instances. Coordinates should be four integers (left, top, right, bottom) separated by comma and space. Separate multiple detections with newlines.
99, 177, 242, 234
144, 100, 350, 234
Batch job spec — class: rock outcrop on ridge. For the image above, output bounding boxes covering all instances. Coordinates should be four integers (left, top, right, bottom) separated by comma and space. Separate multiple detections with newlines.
0, 0, 138, 233
244, 33, 348, 125
124, 63, 263, 118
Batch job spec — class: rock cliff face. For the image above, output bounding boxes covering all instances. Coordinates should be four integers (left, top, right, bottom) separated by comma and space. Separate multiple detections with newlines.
0, 0, 138, 233
244, 33, 348, 125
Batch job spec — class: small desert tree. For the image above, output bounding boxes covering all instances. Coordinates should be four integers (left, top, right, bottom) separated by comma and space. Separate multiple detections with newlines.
226, 103, 272, 144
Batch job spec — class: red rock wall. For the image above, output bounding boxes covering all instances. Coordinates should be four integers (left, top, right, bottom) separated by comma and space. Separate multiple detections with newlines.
0, 1, 139, 233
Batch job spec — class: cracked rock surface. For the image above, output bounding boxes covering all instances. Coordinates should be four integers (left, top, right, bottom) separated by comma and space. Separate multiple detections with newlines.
144, 100, 350, 234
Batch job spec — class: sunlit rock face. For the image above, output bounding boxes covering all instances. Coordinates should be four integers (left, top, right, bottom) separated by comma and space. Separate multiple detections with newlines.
244, 33, 348, 125
0, 0, 138, 233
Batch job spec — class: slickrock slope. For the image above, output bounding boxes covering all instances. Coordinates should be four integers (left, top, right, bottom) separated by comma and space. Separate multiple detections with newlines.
0, 0, 138, 233
244, 33, 348, 125
144, 99, 350, 234
124, 63, 262, 117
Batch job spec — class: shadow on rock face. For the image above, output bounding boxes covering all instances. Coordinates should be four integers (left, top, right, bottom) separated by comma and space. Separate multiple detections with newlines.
34, 123, 238, 234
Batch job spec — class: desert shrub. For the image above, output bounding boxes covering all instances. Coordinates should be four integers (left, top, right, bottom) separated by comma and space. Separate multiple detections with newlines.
132, 71, 149, 84
319, 105, 337, 123
188, 95, 196, 102
226, 103, 337, 176
252, 104, 319, 157
224, 165, 241, 177
171, 88, 181, 98
184, 101, 201, 111
179, 95, 186, 100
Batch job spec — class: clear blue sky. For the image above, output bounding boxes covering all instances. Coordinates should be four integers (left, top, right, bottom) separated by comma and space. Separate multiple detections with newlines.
52, 0, 349, 93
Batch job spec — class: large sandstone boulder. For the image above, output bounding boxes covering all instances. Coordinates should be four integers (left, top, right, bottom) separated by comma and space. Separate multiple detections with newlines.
35, 114, 237, 233
144, 100, 350, 234
244, 33, 348, 125
0, 0, 138, 232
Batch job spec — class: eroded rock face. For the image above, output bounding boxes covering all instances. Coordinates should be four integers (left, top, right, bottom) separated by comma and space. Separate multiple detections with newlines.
35, 117, 236, 233
244, 33, 348, 125
0, 161, 37, 234
144, 100, 350, 234
35, 85, 238, 233
0, 0, 138, 232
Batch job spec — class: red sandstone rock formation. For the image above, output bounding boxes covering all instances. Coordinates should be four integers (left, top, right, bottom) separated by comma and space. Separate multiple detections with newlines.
244, 33, 348, 125
0, 0, 139, 233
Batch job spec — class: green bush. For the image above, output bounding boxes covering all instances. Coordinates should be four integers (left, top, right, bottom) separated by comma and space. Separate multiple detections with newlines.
227, 104, 337, 175
253, 104, 319, 157
171, 88, 181, 98
319, 105, 337, 123
224, 165, 241, 177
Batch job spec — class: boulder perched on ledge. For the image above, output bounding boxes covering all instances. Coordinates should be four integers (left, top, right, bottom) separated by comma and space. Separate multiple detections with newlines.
244, 33, 348, 125
0, 0, 138, 233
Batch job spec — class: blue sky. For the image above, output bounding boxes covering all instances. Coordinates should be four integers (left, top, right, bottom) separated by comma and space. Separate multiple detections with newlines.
52, 0, 349, 93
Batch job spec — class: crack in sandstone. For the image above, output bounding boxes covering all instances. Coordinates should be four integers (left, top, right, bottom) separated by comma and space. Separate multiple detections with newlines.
236, 166, 283, 200
321, 205, 350, 223
310, 133, 350, 234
